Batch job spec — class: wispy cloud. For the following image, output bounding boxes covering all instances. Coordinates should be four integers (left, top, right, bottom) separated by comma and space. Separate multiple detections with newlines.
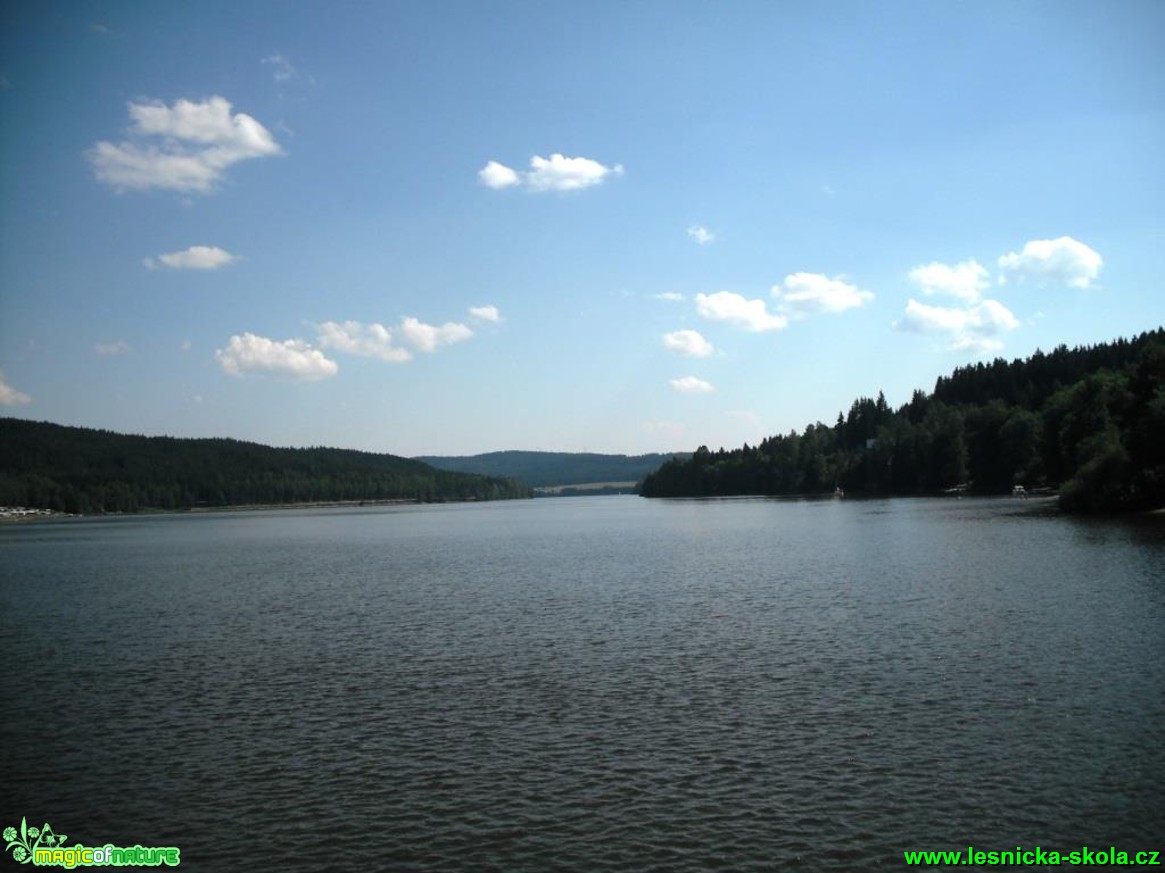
894, 298, 1019, 354
772, 273, 873, 318
317, 314, 476, 363
216, 333, 338, 379
908, 259, 989, 301
0, 370, 31, 405
397, 317, 473, 353
262, 54, 297, 83
662, 329, 714, 357
95, 341, 130, 356
654, 292, 685, 302
317, 321, 412, 363
669, 375, 715, 394
998, 236, 1102, 289
696, 291, 787, 332
687, 225, 715, 245
469, 305, 502, 323
88, 96, 282, 193
479, 153, 623, 192
144, 245, 238, 270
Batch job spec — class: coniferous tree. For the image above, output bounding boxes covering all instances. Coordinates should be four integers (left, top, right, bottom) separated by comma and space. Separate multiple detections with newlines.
640, 328, 1164, 512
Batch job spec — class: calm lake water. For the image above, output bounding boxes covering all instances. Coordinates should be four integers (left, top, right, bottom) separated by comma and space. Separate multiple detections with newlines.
2, 496, 1163, 870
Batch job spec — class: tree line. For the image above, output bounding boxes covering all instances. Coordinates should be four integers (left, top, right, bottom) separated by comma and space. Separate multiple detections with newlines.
416, 450, 688, 488
0, 420, 532, 514
640, 328, 1165, 513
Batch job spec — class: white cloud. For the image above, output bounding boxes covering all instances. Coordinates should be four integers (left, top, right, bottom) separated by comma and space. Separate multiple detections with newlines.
317, 316, 474, 361
95, 341, 130, 356
908, 259, 989, 301
527, 153, 623, 191
469, 305, 502, 323
398, 317, 473, 352
687, 225, 714, 245
772, 272, 874, 318
216, 333, 338, 379
181, 339, 193, 351
317, 321, 412, 363
479, 153, 623, 192
696, 291, 787, 332
146, 245, 238, 270
998, 236, 1102, 288
670, 376, 715, 394
478, 161, 521, 189
654, 292, 685, 302
662, 329, 714, 357
894, 298, 1020, 353
89, 96, 282, 193
128, 96, 275, 148
0, 370, 31, 405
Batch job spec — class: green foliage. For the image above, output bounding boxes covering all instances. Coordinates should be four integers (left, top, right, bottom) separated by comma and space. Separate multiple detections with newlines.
415, 450, 688, 488
641, 328, 1165, 513
0, 421, 531, 513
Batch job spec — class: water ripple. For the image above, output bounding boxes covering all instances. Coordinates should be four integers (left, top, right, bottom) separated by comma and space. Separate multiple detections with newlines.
2, 498, 1163, 870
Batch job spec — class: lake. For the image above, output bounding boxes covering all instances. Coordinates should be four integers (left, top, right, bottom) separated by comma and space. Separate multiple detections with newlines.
1, 496, 1162, 870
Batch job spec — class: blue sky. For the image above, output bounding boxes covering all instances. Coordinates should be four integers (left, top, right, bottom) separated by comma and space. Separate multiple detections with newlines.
1, 0, 1162, 456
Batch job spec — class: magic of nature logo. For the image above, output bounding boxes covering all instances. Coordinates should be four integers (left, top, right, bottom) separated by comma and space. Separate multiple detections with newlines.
3, 818, 179, 868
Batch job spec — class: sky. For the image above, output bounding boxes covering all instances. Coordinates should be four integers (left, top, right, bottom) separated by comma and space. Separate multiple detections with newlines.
1, 1, 1163, 456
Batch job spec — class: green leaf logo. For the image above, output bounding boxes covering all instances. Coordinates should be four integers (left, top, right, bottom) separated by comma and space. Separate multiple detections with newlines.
3, 817, 58, 865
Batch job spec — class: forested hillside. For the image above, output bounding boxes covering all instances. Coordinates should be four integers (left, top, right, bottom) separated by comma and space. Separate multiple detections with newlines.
415, 450, 687, 488
641, 329, 1165, 513
0, 420, 531, 514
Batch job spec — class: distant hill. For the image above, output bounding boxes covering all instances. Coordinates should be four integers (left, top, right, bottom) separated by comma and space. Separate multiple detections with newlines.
0, 419, 531, 514
641, 328, 1165, 513
415, 450, 689, 489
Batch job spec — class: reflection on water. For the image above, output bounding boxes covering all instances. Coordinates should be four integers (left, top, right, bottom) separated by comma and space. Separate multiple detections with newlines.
2, 497, 1162, 870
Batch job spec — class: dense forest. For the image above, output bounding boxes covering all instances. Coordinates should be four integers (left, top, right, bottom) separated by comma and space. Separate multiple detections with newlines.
415, 450, 688, 488
641, 329, 1165, 513
0, 420, 531, 514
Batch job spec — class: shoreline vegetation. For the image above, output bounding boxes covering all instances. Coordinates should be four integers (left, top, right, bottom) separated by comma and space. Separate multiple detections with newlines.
416, 451, 686, 490
0, 498, 421, 523
14, 492, 1165, 527
0, 491, 1057, 524
641, 328, 1165, 514
0, 422, 531, 516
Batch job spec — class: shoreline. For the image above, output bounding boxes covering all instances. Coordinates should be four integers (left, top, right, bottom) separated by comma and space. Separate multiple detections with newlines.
0, 497, 472, 523
4, 493, 1162, 524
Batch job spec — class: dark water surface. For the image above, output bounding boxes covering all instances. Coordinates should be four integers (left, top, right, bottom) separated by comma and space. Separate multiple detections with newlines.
2, 497, 1163, 870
